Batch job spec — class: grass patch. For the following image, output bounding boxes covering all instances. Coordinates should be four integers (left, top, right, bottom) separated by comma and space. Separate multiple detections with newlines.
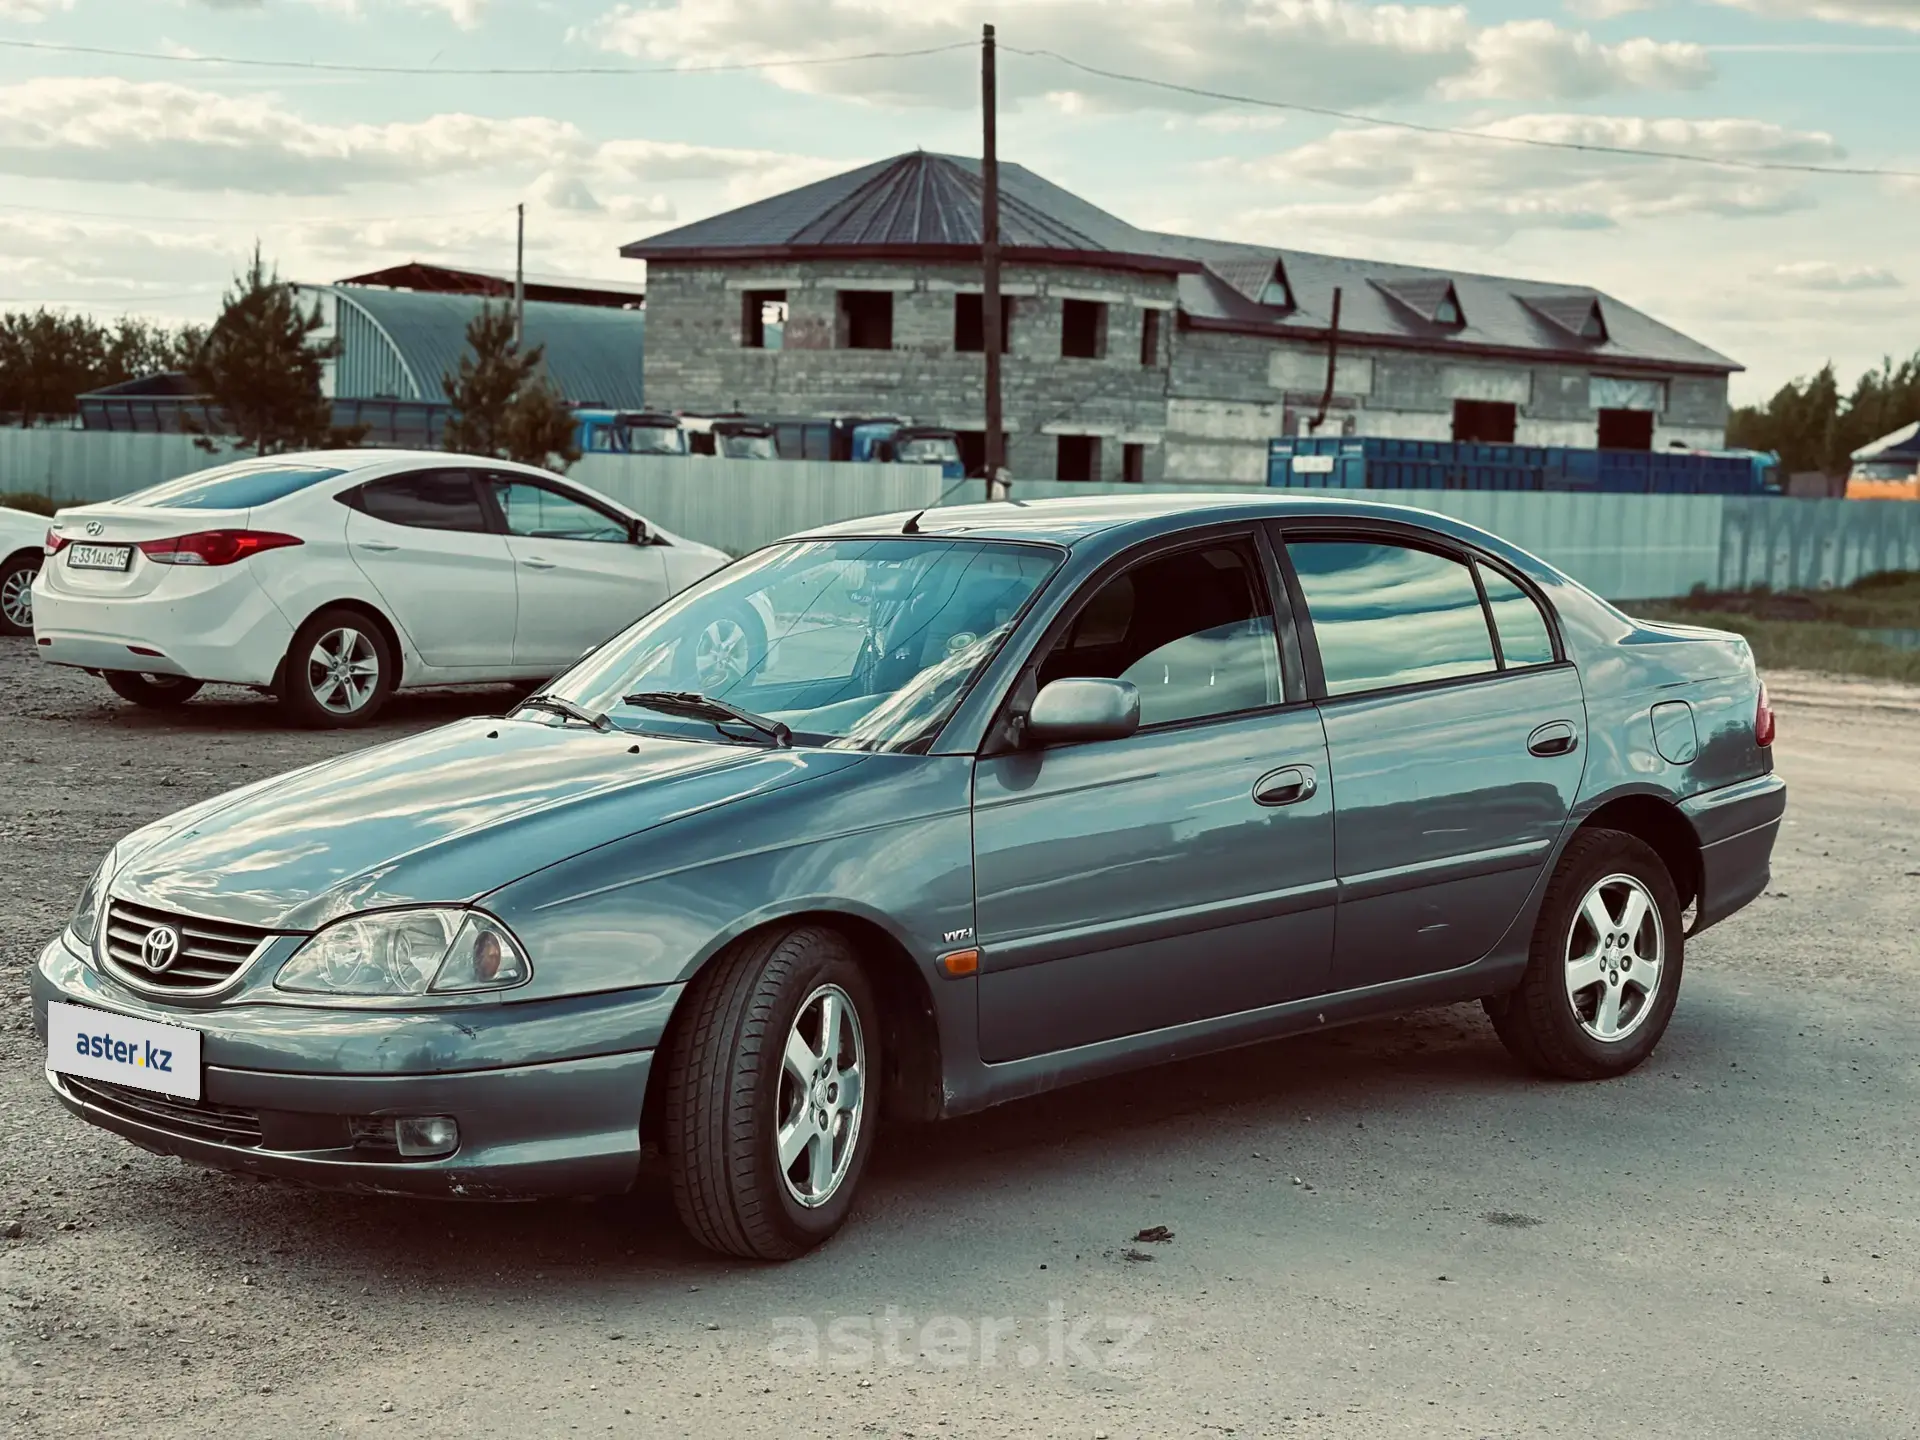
1632, 570, 1920, 684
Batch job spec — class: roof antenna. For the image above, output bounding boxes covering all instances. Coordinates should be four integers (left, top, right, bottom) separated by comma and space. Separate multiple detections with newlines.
902, 509, 925, 534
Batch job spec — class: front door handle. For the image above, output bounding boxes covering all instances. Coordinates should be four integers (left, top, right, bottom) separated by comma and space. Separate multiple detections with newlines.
520, 556, 557, 570
1254, 764, 1318, 807
1528, 720, 1579, 757
355, 539, 398, 553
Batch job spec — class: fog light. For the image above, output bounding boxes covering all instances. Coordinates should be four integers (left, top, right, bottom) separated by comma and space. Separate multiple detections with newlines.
395, 1116, 460, 1158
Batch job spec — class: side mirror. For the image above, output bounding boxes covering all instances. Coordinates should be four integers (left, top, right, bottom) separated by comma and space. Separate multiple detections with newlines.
627, 517, 651, 545
1025, 678, 1141, 746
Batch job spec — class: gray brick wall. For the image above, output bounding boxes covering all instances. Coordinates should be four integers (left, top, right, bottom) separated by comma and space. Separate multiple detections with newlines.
643, 260, 1729, 485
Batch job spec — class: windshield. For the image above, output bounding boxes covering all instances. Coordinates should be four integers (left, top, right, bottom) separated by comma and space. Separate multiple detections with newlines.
118, 462, 345, 510
897, 437, 962, 466
720, 433, 779, 460
625, 423, 685, 455
549, 537, 1062, 751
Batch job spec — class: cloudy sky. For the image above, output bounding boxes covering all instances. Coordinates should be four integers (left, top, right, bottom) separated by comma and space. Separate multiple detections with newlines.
1, 0, 1915, 400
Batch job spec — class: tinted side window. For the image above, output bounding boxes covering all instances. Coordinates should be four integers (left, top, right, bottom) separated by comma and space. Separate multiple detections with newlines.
1479, 565, 1556, 668
353, 470, 488, 533
489, 480, 627, 543
1289, 541, 1496, 697
1039, 543, 1281, 727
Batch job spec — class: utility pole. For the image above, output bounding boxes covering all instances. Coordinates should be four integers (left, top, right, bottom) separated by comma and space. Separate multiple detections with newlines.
513, 201, 526, 349
981, 23, 1005, 498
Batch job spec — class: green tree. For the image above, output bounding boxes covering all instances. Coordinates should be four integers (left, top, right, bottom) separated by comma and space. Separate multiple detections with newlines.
1729, 351, 1920, 476
187, 245, 342, 455
442, 305, 580, 471
0, 310, 202, 425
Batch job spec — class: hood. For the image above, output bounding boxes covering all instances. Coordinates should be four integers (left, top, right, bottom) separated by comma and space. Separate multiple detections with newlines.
109, 717, 866, 930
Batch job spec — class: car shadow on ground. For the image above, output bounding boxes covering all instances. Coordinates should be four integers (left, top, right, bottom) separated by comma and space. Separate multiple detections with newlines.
74, 1002, 1548, 1288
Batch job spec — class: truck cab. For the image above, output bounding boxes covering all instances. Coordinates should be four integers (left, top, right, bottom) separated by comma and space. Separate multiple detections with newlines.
574, 410, 687, 456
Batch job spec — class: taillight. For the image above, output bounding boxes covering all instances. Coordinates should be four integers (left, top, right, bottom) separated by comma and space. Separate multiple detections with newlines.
138, 530, 303, 567
44, 528, 68, 554
1754, 680, 1776, 748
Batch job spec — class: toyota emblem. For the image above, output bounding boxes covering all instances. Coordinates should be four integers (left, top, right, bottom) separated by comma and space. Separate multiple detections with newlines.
141, 924, 181, 974
85, 520, 104, 536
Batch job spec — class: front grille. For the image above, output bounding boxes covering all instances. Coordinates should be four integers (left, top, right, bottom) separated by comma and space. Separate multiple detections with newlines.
63, 1075, 263, 1147
101, 898, 271, 993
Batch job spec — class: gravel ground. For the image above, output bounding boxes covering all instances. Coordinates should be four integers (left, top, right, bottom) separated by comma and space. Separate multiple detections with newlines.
2, 643, 1917, 1439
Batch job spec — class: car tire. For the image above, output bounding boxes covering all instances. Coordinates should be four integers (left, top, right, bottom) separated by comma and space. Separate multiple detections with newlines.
276, 607, 395, 728
104, 672, 204, 708
682, 603, 766, 693
0, 552, 38, 636
1487, 827, 1684, 1081
662, 924, 881, 1261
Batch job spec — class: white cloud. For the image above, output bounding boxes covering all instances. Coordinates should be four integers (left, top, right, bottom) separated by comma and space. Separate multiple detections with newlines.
1445, 21, 1710, 100
1711, 1, 1920, 31
0, 0, 72, 19
1762, 260, 1903, 291
1565, 0, 1658, 17
597, 0, 1712, 110
1228, 114, 1843, 245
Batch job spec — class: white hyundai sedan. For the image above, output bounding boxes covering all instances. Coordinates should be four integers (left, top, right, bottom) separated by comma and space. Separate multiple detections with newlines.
33, 451, 734, 726
1, 503, 47, 636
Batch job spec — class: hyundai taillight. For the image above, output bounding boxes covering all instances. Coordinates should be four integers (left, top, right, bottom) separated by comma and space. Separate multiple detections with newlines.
138, 530, 303, 566
1754, 680, 1776, 748
44, 529, 68, 554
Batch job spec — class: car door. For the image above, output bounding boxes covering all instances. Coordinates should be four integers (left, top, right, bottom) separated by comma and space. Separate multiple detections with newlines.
972, 531, 1336, 1064
343, 468, 518, 672
482, 474, 670, 672
1278, 526, 1587, 990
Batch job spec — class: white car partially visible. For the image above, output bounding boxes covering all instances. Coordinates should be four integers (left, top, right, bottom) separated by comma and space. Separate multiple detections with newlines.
0, 504, 47, 636
33, 450, 733, 726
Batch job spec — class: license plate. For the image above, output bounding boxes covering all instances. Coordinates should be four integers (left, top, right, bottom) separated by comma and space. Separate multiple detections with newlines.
47, 1001, 202, 1101
66, 543, 133, 572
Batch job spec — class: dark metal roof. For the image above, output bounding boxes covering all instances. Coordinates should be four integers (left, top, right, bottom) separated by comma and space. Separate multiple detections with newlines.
315, 285, 646, 408
624, 152, 1736, 375
336, 262, 645, 309
621, 152, 1199, 276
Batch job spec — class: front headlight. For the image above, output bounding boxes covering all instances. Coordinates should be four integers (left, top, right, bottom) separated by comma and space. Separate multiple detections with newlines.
68, 858, 110, 953
274, 908, 530, 997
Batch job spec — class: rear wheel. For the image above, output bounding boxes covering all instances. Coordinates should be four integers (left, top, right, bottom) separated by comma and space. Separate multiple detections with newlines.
662, 925, 880, 1260
0, 553, 38, 636
104, 672, 203, 708
277, 608, 395, 728
1487, 828, 1683, 1080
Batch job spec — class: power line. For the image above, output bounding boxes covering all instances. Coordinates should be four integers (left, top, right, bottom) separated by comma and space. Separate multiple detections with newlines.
1000, 45, 1920, 181
0, 199, 508, 225
0, 36, 975, 76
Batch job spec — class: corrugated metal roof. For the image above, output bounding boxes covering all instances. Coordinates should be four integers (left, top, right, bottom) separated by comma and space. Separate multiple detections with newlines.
621, 152, 1196, 274
335, 262, 646, 308
622, 152, 1736, 375
307, 285, 645, 408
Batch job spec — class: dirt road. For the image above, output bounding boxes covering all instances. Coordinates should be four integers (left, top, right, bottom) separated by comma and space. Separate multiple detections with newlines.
3, 644, 1916, 1438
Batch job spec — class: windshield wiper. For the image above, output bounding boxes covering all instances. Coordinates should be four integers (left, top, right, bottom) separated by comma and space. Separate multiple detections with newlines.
622, 690, 791, 748
513, 694, 612, 732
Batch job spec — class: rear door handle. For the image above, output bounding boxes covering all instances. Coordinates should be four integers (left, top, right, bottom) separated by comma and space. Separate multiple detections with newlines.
520, 556, 557, 570
1254, 765, 1318, 807
355, 539, 398, 553
1528, 720, 1579, 757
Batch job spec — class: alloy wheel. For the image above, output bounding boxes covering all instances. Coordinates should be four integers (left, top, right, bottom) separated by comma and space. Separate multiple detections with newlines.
306, 626, 380, 716
776, 983, 865, 1209
1564, 872, 1665, 1042
693, 617, 751, 691
0, 567, 32, 630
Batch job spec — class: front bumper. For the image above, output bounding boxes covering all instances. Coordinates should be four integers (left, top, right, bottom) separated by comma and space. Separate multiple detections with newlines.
32, 567, 292, 685
1681, 772, 1788, 934
33, 936, 680, 1199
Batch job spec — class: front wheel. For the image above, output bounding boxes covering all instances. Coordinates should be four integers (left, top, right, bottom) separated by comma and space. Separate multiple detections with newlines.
683, 605, 766, 693
1487, 828, 1684, 1080
662, 925, 880, 1260
104, 672, 203, 708
277, 608, 395, 728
